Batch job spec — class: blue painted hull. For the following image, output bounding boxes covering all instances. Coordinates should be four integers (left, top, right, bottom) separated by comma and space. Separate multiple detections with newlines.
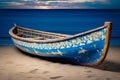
9, 22, 111, 65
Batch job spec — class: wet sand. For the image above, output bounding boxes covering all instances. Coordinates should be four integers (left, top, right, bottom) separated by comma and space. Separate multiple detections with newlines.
0, 46, 120, 80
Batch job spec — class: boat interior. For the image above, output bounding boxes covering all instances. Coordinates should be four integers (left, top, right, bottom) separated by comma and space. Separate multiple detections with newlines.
13, 27, 72, 40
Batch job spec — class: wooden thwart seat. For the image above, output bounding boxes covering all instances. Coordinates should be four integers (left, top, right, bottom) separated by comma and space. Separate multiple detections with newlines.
34, 37, 45, 40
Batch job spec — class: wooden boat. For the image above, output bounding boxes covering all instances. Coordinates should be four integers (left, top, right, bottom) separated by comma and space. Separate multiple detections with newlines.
9, 22, 112, 65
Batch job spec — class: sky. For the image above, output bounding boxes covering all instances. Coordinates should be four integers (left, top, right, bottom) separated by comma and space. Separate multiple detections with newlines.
0, 0, 120, 9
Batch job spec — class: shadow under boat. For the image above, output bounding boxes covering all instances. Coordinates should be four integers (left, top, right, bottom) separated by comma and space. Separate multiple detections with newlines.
93, 60, 120, 72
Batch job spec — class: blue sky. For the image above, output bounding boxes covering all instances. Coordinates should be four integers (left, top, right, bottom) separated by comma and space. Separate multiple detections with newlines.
0, 0, 120, 9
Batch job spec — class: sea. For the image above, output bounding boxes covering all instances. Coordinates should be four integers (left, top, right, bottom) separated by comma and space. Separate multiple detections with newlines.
0, 9, 120, 46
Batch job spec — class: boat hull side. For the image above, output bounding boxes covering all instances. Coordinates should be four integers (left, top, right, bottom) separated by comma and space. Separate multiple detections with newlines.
11, 27, 108, 65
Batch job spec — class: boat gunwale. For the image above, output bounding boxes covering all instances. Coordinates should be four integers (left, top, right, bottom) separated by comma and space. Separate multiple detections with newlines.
9, 25, 106, 43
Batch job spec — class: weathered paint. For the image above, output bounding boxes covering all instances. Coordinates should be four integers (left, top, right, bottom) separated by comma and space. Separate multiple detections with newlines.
12, 28, 107, 65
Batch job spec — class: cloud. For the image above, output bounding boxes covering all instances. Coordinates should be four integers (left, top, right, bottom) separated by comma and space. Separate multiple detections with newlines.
32, 0, 109, 5
24, 0, 109, 9
0, 0, 119, 9
5, 2, 24, 6
0, 2, 25, 8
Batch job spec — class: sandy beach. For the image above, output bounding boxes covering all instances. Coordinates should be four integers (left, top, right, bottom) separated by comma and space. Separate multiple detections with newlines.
0, 46, 120, 80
